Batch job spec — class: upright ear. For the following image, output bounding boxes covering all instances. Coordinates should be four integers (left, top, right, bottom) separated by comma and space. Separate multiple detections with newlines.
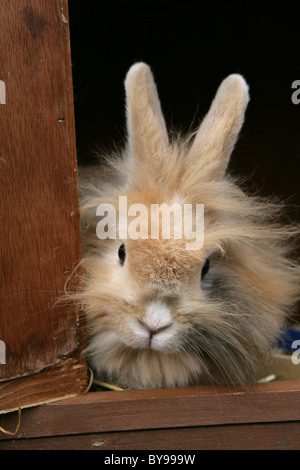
183, 74, 249, 181
125, 62, 169, 166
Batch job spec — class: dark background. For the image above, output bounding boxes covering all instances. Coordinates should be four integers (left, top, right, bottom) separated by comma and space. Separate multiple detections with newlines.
69, 1, 300, 220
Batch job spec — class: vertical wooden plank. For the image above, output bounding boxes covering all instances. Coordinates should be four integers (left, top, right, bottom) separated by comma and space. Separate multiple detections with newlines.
0, 0, 87, 412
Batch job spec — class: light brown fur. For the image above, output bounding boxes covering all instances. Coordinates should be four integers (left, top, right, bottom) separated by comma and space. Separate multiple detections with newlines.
75, 63, 300, 389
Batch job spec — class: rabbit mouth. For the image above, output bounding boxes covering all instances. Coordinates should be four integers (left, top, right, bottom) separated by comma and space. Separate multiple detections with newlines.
123, 299, 178, 352
136, 319, 174, 350
125, 318, 176, 352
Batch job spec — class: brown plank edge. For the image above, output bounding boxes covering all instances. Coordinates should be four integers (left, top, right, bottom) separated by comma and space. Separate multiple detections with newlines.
0, 380, 300, 441
2, 421, 300, 450
0, 354, 87, 416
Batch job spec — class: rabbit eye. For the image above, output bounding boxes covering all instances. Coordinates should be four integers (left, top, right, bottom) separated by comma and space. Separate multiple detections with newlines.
118, 243, 126, 264
201, 258, 210, 280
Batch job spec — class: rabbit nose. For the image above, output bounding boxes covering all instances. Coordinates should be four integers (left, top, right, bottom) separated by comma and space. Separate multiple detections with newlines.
143, 299, 173, 333
138, 319, 171, 338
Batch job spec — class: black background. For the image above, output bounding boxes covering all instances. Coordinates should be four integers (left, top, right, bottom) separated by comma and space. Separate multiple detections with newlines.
69, 1, 300, 221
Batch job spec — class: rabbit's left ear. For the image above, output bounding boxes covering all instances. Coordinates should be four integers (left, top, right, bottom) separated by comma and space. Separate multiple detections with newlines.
125, 62, 169, 166
184, 74, 249, 181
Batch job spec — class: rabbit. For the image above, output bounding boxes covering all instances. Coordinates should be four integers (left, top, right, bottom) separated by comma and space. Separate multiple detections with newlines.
77, 62, 300, 389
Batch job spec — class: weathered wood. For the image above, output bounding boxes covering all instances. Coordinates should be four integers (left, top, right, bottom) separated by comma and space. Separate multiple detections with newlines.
2, 421, 300, 450
0, 0, 87, 412
1, 381, 300, 441
0, 355, 87, 415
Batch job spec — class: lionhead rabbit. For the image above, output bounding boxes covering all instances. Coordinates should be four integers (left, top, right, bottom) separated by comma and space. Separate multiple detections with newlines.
78, 63, 300, 389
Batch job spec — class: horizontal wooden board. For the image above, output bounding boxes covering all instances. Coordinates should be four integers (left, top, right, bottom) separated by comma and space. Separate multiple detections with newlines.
1, 380, 300, 440
1, 421, 300, 450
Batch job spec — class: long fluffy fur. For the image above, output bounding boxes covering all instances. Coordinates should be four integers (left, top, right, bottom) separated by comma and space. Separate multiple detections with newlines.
75, 63, 300, 389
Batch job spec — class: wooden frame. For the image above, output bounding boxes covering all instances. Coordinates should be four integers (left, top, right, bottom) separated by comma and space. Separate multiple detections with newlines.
0, 0, 87, 413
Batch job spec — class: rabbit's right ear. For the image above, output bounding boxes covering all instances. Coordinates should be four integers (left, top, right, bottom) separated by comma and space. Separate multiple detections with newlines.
125, 63, 169, 167
183, 74, 249, 182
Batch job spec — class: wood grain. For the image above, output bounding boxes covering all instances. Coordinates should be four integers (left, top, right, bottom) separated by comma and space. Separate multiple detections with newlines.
0, 354, 87, 415
2, 421, 300, 450
1, 380, 300, 441
0, 0, 87, 410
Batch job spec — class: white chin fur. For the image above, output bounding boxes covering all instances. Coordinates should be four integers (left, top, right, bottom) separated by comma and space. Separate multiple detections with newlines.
86, 303, 199, 388
87, 329, 203, 389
